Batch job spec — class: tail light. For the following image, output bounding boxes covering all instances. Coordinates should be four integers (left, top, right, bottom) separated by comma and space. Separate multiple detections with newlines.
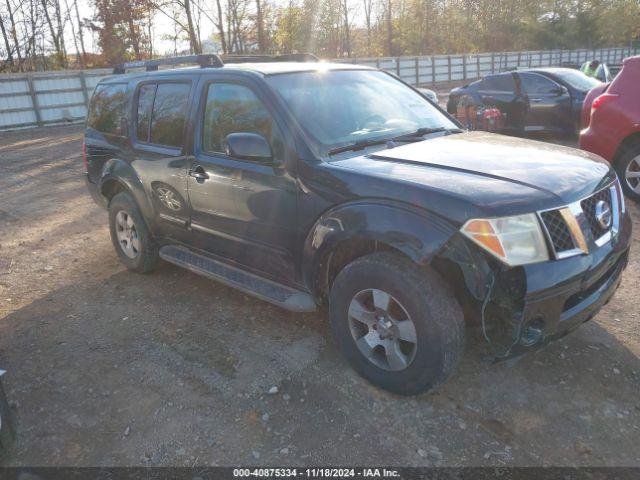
590, 93, 619, 116
82, 140, 88, 172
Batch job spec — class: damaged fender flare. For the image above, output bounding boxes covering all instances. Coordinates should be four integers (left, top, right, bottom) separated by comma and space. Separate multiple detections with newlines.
302, 200, 458, 300
99, 158, 155, 230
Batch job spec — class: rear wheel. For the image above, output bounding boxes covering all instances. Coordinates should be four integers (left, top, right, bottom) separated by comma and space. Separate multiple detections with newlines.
108, 192, 159, 273
329, 252, 465, 395
615, 143, 640, 203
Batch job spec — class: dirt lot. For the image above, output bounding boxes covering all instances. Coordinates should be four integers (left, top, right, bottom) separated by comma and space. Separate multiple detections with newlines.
0, 125, 639, 467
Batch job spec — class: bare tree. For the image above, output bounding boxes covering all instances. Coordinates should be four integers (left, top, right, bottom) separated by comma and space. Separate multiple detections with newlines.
340, 0, 351, 57
72, 0, 86, 63
0, 14, 14, 65
5, 0, 24, 68
183, 0, 200, 52
125, 6, 141, 59
255, 0, 264, 52
213, 0, 227, 53
53, 0, 66, 64
363, 0, 372, 55
146, 1, 153, 56
225, 0, 248, 53
63, 0, 81, 66
40, 0, 66, 66
386, 0, 392, 55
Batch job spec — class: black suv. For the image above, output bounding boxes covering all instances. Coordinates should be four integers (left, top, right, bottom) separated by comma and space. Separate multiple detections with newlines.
84, 54, 631, 395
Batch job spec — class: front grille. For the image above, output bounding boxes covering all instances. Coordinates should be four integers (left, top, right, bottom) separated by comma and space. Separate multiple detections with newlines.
540, 209, 575, 253
537, 182, 620, 260
581, 187, 612, 240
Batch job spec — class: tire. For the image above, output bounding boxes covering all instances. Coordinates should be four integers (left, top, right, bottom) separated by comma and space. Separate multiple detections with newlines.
108, 191, 159, 273
328, 252, 465, 396
615, 143, 640, 203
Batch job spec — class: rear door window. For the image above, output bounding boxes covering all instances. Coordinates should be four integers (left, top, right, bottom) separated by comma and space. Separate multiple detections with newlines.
136, 83, 156, 142
135, 82, 191, 148
480, 74, 515, 93
87, 83, 127, 135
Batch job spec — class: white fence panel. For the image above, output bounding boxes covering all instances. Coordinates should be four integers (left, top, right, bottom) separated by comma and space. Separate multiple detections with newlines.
0, 47, 637, 131
0, 69, 110, 130
0, 94, 31, 110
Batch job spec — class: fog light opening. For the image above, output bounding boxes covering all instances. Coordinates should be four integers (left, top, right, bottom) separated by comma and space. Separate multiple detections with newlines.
520, 317, 545, 347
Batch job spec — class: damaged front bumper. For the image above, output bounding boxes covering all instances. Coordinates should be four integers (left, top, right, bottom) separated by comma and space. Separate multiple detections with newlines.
442, 210, 632, 358
507, 243, 628, 357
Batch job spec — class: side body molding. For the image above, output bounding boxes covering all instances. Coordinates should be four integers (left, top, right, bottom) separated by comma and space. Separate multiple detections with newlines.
301, 200, 458, 297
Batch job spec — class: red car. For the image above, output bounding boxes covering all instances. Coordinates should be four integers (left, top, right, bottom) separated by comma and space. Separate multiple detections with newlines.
580, 55, 640, 202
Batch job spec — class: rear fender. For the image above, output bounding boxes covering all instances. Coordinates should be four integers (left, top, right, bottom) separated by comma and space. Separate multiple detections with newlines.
99, 158, 154, 223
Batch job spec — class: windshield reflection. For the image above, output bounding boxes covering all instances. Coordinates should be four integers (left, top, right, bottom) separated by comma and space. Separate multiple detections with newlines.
266, 69, 457, 156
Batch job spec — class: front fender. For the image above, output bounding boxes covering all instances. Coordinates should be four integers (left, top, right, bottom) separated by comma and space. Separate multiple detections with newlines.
301, 200, 457, 293
100, 158, 154, 221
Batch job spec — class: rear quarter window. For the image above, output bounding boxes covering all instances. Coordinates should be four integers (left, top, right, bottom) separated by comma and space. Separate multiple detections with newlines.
87, 83, 128, 135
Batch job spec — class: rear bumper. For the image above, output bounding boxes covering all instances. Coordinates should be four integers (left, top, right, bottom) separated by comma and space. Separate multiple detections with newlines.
579, 126, 617, 162
85, 174, 108, 208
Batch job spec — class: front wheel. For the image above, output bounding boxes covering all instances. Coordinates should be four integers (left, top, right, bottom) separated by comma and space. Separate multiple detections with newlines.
616, 144, 640, 203
329, 252, 465, 395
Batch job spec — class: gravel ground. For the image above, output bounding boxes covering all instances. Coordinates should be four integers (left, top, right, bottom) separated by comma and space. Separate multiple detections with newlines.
0, 124, 639, 467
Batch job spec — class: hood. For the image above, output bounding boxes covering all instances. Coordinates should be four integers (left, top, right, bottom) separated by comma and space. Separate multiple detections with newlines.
328, 132, 615, 220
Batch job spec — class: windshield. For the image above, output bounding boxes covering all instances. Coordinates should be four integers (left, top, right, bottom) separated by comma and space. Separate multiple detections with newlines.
265, 69, 458, 156
554, 70, 602, 91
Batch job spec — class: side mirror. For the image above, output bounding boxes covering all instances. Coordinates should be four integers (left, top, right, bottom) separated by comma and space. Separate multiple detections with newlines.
417, 88, 438, 103
225, 132, 273, 163
555, 85, 569, 96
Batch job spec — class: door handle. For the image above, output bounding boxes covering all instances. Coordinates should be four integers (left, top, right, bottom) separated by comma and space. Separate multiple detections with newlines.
188, 165, 209, 181
530, 98, 542, 103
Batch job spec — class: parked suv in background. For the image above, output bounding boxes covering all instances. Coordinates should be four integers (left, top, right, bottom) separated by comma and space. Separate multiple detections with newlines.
84, 55, 631, 395
580, 55, 640, 202
448, 68, 601, 135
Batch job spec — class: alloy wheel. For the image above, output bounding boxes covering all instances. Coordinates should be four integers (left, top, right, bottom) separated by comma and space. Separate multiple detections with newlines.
625, 154, 640, 194
115, 210, 140, 259
347, 288, 418, 371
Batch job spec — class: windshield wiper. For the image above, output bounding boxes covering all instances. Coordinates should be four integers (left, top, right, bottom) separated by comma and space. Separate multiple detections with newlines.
328, 127, 464, 156
328, 138, 391, 156
392, 127, 463, 142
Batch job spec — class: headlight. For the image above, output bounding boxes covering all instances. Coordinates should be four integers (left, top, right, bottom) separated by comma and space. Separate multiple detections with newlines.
461, 213, 550, 266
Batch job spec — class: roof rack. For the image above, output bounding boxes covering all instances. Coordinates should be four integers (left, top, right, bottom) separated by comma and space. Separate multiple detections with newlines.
112, 52, 319, 74
113, 54, 224, 74
222, 53, 319, 64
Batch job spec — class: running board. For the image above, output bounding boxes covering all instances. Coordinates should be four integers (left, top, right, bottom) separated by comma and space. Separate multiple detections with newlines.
159, 245, 317, 312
